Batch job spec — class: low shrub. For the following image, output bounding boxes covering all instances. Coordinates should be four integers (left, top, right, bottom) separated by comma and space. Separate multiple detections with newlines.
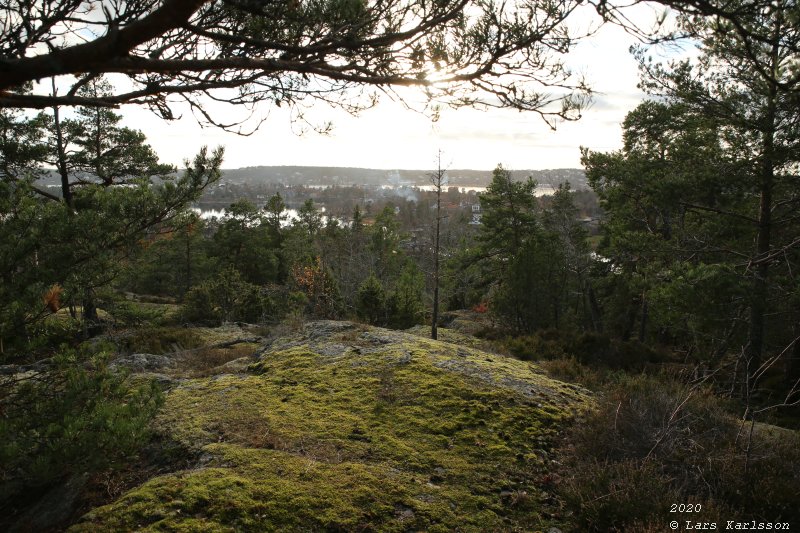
119, 326, 204, 354
0, 345, 163, 501
558, 374, 800, 531
505, 330, 567, 361
712, 423, 800, 520
503, 329, 664, 370
105, 300, 166, 327
536, 357, 611, 390
180, 267, 273, 326
570, 375, 734, 465
559, 459, 684, 531
176, 344, 257, 377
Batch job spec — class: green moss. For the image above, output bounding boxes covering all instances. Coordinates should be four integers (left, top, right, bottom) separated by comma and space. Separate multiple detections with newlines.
73, 322, 591, 532
406, 325, 491, 350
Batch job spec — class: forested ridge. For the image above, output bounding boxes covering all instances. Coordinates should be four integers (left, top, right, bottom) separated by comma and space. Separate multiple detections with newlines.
2, 0, 800, 531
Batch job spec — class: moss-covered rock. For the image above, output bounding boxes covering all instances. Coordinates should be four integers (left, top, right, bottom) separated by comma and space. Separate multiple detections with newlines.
406, 324, 492, 351
72, 321, 590, 532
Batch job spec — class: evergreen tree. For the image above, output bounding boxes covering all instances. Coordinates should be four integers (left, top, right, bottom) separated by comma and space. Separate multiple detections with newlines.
540, 183, 595, 330
296, 198, 323, 237
472, 164, 543, 331
632, 3, 800, 381
67, 79, 173, 187
584, 72, 800, 386
332, 204, 370, 311
387, 261, 425, 329
494, 232, 566, 332
211, 199, 279, 285
477, 165, 538, 270
0, 345, 163, 500
181, 266, 273, 325
369, 205, 403, 283
351, 204, 364, 231
0, 108, 47, 185
0, 146, 223, 353
357, 274, 387, 325
582, 101, 742, 346
264, 193, 287, 241
122, 213, 216, 299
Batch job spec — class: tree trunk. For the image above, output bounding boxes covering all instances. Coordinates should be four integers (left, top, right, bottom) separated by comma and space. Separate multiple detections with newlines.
622, 296, 639, 342
587, 283, 603, 333
431, 152, 443, 340
746, 16, 780, 379
82, 287, 98, 339
83, 288, 97, 322
51, 80, 73, 208
746, 155, 773, 377
185, 231, 192, 297
639, 294, 648, 342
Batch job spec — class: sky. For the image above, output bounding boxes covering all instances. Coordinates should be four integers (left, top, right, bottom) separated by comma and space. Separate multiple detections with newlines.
116, 4, 669, 172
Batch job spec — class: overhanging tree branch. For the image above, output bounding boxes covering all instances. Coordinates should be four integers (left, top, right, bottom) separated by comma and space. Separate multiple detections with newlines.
0, 0, 208, 87
1, 0, 592, 129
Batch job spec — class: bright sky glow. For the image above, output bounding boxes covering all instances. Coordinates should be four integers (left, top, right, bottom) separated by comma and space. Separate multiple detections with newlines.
117, 5, 670, 171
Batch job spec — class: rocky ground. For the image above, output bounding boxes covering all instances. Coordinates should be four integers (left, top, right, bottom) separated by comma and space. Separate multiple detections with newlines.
35, 320, 593, 532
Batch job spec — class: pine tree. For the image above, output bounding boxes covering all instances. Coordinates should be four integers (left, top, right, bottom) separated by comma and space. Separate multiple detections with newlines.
357, 274, 387, 325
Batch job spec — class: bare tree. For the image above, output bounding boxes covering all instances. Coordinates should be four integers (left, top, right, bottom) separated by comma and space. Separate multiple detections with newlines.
429, 149, 447, 340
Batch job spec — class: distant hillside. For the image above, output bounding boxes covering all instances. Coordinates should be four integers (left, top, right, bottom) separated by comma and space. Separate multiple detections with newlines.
33, 166, 588, 190
220, 166, 588, 189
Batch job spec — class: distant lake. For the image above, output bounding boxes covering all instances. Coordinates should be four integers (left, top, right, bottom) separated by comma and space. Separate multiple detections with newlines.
223, 183, 558, 196
192, 183, 558, 221
192, 207, 301, 225
192, 207, 349, 227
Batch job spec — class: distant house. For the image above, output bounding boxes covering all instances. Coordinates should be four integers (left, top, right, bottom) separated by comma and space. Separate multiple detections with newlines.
470, 203, 482, 225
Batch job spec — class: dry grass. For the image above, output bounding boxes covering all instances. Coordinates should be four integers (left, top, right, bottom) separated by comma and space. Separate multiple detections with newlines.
174, 343, 258, 377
